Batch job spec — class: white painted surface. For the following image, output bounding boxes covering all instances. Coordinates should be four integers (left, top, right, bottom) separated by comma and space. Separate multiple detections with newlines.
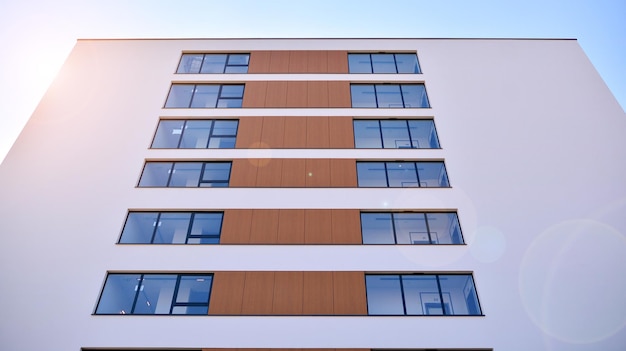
0, 39, 625, 351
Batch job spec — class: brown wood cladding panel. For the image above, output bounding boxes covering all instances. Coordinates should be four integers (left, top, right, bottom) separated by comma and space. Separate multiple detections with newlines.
241, 272, 275, 314
329, 117, 355, 148
235, 117, 263, 148
302, 272, 334, 314
256, 158, 283, 187
288, 51, 309, 73
283, 117, 307, 148
281, 159, 306, 187
277, 209, 305, 243
305, 159, 331, 187
260, 116, 285, 148
272, 272, 304, 314
269, 51, 291, 73
327, 51, 349, 73
207, 272, 245, 315
330, 159, 357, 187
331, 209, 362, 244
307, 51, 328, 73
286, 81, 308, 107
229, 159, 259, 187
327, 81, 352, 107
249, 209, 280, 243
307, 81, 329, 107
265, 81, 288, 107
242, 81, 268, 107
305, 210, 332, 244
247, 51, 271, 73
306, 117, 330, 148
333, 272, 367, 315
220, 210, 253, 244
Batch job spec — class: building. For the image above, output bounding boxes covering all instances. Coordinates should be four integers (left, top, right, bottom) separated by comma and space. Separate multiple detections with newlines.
0, 38, 625, 351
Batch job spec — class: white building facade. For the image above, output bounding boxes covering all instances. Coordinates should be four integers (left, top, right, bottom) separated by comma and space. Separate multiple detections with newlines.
0, 38, 625, 351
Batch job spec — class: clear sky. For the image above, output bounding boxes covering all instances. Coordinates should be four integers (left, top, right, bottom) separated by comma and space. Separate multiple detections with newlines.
1, 0, 624, 163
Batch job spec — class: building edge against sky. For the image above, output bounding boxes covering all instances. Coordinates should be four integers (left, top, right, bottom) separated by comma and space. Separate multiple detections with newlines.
0, 38, 625, 351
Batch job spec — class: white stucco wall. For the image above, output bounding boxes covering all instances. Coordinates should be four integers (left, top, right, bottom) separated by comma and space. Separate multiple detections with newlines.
0, 38, 624, 351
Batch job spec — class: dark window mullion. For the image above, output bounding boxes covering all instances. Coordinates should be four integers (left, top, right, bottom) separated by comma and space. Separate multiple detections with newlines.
185, 213, 195, 244
176, 121, 187, 149
187, 85, 196, 108
206, 120, 215, 148
423, 213, 433, 244
414, 162, 421, 188
166, 163, 175, 187
393, 54, 400, 73
377, 120, 384, 148
390, 213, 398, 244
216, 85, 224, 108
373, 84, 380, 108
150, 213, 162, 244
130, 274, 144, 314
368, 54, 374, 73
198, 163, 207, 187
169, 275, 182, 314
398, 274, 408, 315
398, 84, 407, 108
383, 162, 390, 187
222, 55, 228, 73
435, 275, 446, 315
198, 55, 207, 74
404, 120, 415, 148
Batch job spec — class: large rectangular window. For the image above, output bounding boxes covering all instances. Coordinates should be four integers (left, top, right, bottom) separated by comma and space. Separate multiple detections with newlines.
165, 84, 244, 108
349, 53, 421, 74
138, 162, 231, 187
177, 53, 250, 74
366, 274, 481, 316
357, 161, 449, 187
152, 119, 238, 149
354, 119, 440, 148
351, 84, 429, 108
119, 211, 223, 244
95, 273, 213, 315
361, 212, 463, 244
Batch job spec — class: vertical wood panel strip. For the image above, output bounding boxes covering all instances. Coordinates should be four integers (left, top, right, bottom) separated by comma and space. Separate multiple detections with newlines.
247, 51, 271, 73
328, 81, 352, 107
283, 117, 307, 148
241, 272, 275, 314
229, 159, 259, 187
306, 117, 330, 148
235, 117, 264, 149
269, 51, 291, 73
289, 51, 308, 73
305, 159, 331, 187
272, 272, 304, 314
333, 272, 367, 315
249, 209, 280, 243
307, 51, 328, 73
305, 209, 332, 244
207, 272, 245, 315
327, 51, 349, 73
329, 117, 355, 148
307, 81, 329, 107
331, 209, 362, 244
220, 209, 253, 243
256, 159, 283, 187
265, 81, 288, 107
260, 116, 285, 148
281, 159, 306, 187
330, 159, 357, 187
303, 272, 334, 314
242, 81, 268, 107
277, 209, 305, 243
286, 81, 308, 107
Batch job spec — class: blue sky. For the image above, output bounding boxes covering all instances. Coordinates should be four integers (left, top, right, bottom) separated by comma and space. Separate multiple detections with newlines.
1, 0, 624, 163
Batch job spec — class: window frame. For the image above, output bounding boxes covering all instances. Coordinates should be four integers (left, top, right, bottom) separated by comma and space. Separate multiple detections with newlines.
176, 53, 250, 74
360, 211, 464, 245
94, 273, 214, 315
348, 53, 422, 74
350, 84, 430, 108
365, 273, 483, 316
137, 161, 232, 188
353, 119, 441, 149
118, 211, 224, 244
164, 84, 245, 108
150, 119, 239, 149
356, 161, 450, 188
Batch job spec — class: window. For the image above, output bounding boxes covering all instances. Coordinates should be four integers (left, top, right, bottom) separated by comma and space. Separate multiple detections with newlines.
152, 119, 238, 148
349, 53, 421, 73
354, 119, 440, 148
177, 53, 250, 74
138, 162, 231, 187
366, 274, 481, 315
95, 273, 213, 315
351, 84, 429, 108
119, 211, 223, 244
357, 161, 449, 187
164, 84, 244, 108
361, 212, 463, 244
